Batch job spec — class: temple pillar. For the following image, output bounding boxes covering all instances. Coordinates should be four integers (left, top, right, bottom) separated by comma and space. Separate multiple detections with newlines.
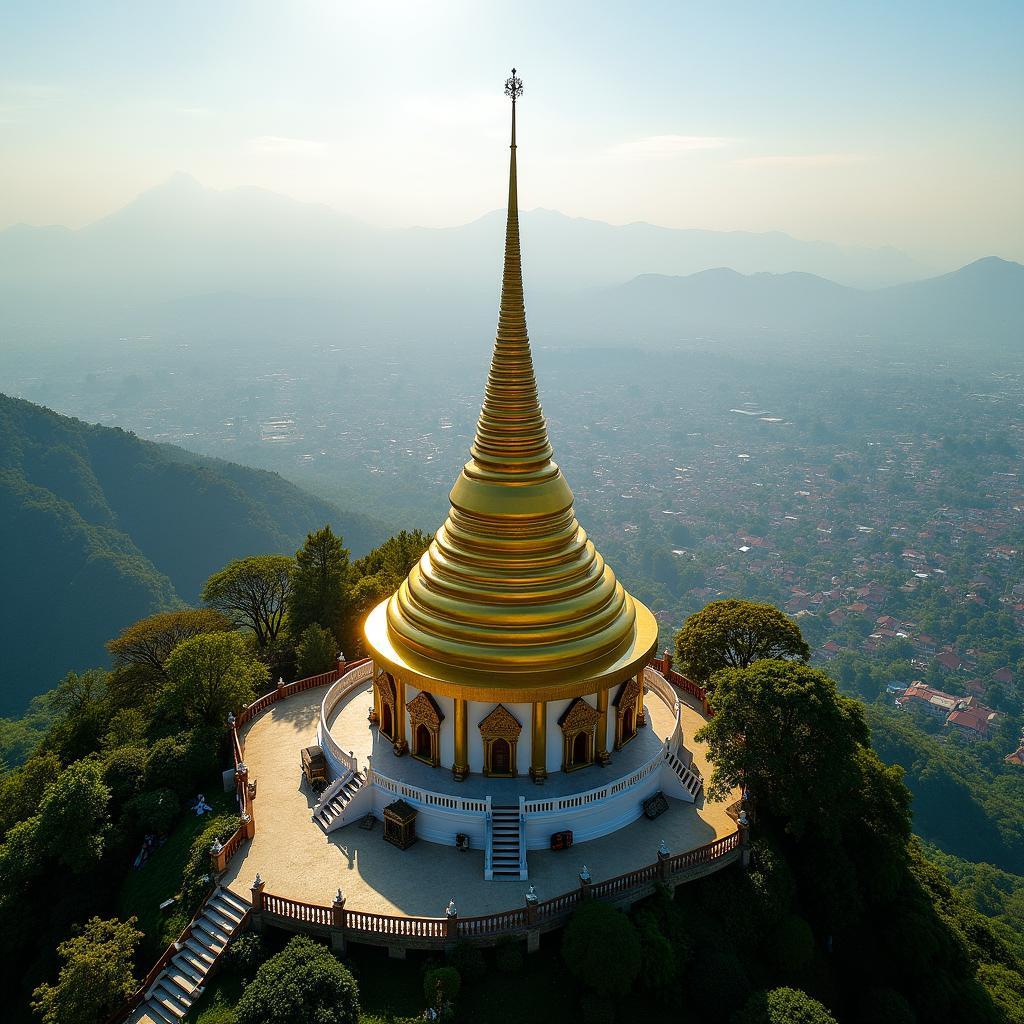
636, 672, 647, 728
452, 698, 469, 781
596, 688, 611, 765
393, 676, 408, 755
530, 701, 547, 783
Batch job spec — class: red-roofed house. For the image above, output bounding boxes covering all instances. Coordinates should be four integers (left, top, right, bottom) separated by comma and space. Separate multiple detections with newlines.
946, 703, 999, 741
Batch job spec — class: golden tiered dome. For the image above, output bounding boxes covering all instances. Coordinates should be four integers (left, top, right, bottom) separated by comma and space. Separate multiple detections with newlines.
363, 76, 657, 701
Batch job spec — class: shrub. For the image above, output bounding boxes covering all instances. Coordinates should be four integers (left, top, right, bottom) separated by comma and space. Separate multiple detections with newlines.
735, 987, 838, 1024
767, 913, 815, 975
449, 941, 485, 982
144, 727, 221, 797
181, 813, 240, 907
423, 965, 461, 1008
562, 901, 641, 996
858, 987, 917, 1024
494, 935, 525, 974
235, 935, 360, 1024
580, 991, 616, 1024
121, 788, 180, 839
31, 916, 142, 1024
226, 932, 266, 980
296, 624, 338, 678
633, 907, 677, 993
102, 746, 148, 809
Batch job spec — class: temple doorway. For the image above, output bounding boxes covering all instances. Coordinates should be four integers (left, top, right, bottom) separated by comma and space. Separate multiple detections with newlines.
380, 703, 393, 739
415, 723, 431, 760
572, 731, 588, 766
622, 707, 635, 742
492, 738, 511, 774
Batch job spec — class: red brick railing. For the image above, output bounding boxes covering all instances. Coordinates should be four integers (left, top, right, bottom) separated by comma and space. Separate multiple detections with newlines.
254, 830, 741, 947
650, 652, 712, 716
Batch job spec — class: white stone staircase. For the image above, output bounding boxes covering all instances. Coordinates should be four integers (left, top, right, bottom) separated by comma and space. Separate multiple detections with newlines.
312, 769, 370, 833
664, 749, 703, 801
127, 887, 250, 1024
488, 803, 527, 880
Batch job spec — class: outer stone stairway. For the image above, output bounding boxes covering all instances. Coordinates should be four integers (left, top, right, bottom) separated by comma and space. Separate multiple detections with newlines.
312, 769, 368, 833
128, 887, 250, 1024
665, 750, 703, 800
490, 803, 526, 880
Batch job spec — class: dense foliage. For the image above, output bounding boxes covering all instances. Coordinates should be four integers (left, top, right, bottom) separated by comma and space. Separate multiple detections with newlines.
234, 935, 360, 1024
673, 599, 810, 685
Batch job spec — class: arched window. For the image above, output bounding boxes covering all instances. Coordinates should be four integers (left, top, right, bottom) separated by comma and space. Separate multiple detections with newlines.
407, 691, 444, 767
559, 698, 599, 771
613, 676, 642, 750
478, 705, 522, 777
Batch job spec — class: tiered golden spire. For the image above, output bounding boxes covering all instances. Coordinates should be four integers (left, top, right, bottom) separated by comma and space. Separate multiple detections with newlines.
364, 71, 657, 700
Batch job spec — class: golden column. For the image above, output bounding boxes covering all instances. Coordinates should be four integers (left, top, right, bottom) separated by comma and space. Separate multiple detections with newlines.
636, 671, 647, 728
596, 687, 611, 765
452, 698, 469, 781
530, 701, 547, 783
393, 676, 408, 753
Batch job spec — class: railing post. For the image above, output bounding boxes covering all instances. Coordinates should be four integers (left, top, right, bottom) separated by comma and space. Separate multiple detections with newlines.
657, 839, 671, 881
250, 873, 266, 933
445, 899, 458, 941
210, 837, 227, 876
242, 810, 255, 840
579, 865, 592, 900
331, 889, 348, 954
661, 649, 673, 676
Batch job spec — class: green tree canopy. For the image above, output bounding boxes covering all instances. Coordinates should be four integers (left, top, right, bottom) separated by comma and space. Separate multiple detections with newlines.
235, 934, 360, 1024
201, 555, 292, 650
695, 659, 871, 837
165, 631, 268, 725
295, 623, 338, 678
288, 526, 351, 646
106, 608, 232, 677
673, 599, 809, 685
561, 900, 642, 997
31, 916, 142, 1024
736, 987, 839, 1024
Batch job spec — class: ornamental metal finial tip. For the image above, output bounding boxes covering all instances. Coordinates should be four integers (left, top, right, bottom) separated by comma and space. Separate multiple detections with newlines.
504, 68, 523, 101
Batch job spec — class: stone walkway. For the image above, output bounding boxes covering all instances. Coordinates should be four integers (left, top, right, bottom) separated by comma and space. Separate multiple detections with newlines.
222, 686, 736, 918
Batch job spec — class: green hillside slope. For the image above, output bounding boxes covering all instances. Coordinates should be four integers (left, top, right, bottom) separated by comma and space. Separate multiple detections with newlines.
0, 394, 386, 713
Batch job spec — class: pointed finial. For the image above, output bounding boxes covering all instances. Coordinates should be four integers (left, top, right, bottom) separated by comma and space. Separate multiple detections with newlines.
504, 68, 524, 102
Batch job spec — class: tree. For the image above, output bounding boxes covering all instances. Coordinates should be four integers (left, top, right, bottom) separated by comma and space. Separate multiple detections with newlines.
165, 632, 268, 725
695, 660, 870, 837
295, 623, 338, 678
235, 934, 360, 1024
289, 527, 351, 646
735, 987, 838, 1024
31, 916, 142, 1024
201, 556, 292, 650
107, 608, 232, 677
562, 900, 641, 997
673, 599, 809, 685
37, 759, 112, 873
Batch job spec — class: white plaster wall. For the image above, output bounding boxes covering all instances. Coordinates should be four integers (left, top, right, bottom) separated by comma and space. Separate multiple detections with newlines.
403, 683, 419, 748
467, 700, 486, 773
505, 702, 532, 776
371, 786, 487, 849
546, 699, 570, 770
434, 692, 455, 767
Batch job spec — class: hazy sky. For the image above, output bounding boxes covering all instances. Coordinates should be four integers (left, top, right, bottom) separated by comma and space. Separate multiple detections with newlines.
2, 1, 1022, 266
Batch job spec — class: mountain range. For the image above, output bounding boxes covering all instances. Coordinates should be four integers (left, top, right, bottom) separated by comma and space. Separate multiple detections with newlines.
0, 394, 387, 715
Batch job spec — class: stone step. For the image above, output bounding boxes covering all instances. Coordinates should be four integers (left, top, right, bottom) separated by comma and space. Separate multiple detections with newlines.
164, 968, 199, 996
183, 936, 216, 966
158, 975, 193, 1007
203, 904, 237, 934
194, 917, 229, 949
151, 987, 187, 1019
218, 889, 251, 917
209, 895, 243, 927
171, 953, 205, 985
143, 999, 179, 1024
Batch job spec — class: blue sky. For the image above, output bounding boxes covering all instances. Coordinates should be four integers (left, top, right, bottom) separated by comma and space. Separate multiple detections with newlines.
1, 1, 1021, 265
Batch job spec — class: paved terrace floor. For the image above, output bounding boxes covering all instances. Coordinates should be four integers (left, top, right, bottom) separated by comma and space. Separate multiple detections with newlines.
222, 686, 736, 918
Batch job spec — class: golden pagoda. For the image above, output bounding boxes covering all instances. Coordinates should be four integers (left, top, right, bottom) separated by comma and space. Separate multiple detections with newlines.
364, 70, 658, 783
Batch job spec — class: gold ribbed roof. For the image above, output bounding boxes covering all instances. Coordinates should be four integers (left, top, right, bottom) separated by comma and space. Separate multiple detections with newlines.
364, 75, 657, 701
